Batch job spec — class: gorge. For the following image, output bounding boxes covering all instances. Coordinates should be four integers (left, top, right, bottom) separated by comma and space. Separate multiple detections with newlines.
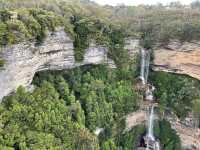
1, 27, 200, 150
0, 0, 200, 149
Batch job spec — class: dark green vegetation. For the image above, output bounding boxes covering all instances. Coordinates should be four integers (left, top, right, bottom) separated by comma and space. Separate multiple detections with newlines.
0, 64, 183, 149
116, 125, 146, 149
0, 84, 99, 150
0, 58, 5, 68
33, 65, 140, 131
0, 65, 140, 149
70, 15, 128, 65
154, 120, 181, 150
0, 9, 63, 45
150, 71, 200, 119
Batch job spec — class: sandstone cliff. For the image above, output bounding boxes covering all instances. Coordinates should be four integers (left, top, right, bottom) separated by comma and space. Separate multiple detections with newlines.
0, 27, 138, 100
153, 40, 200, 80
0, 28, 109, 100
3, 28, 200, 101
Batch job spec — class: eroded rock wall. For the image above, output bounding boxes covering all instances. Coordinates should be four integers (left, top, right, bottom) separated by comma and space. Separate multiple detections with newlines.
153, 40, 200, 80
0, 27, 116, 100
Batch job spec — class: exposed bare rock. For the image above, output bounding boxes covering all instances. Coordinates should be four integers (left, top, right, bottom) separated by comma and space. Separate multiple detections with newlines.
153, 40, 200, 80
126, 110, 147, 130
167, 114, 200, 150
0, 28, 141, 100
125, 38, 140, 58
170, 120, 200, 150
0, 27, 116, 100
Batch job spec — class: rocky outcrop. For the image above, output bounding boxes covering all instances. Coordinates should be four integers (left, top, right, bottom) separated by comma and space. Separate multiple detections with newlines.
0, 27, 117, 100
153, 40, 200, 80
4, 34, 200, 101
0, 28, 139, 100
125, 38, 140, 58
169, 119, 200, 150
126, 110, 147, 130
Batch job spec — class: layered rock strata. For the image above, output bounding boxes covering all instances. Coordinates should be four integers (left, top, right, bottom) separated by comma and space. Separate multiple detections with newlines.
0, 28, 116, 100
153, 40, 200, 80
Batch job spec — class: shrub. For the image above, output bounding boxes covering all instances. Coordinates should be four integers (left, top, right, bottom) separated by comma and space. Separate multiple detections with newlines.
71, 15, 91, 61
0, 59, 5, 68
0, 22, 8, 45
30, 9, 63, 31
30, 9, 64, 44
0, 8, 66, 46
106, 26, 129, 68
0, 10, 11, 22
6, 20, 31, 43
18, 12, 41, 38
154, 120, 181, 150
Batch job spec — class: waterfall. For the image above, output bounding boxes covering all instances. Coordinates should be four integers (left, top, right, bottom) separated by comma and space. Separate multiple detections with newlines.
140, 49, 154, 101
145, 51, 150, 83
140, 49, 150, 85
145, 85, 155, 101
147, 106, 155, 141
138, 48, 160, 150
146, 106, 160, 150
140, 49, 146, 84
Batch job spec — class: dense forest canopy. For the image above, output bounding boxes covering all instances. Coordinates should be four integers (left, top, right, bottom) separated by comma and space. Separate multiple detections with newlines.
0, 65, 183, 149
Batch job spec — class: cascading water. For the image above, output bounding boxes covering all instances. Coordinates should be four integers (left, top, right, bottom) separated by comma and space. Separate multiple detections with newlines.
140, 49, 145, 84
140, 49, 154, 101
145, 106, 157, 150
147, 106, 155, 141
145, 85, 155, 101
138, 49, 160, 150
144, 51, 150, 84
140, 49, 150, 85
140, 49, 146, 84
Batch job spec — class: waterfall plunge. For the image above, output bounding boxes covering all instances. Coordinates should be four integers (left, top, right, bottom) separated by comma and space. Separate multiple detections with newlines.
139, 49, 160, 150
140, 49, 150, 85
140, 49, 146, 84
147, 106, 155, 141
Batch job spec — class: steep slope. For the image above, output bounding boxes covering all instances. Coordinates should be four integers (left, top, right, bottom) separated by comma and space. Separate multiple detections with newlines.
0, 27, 117, 100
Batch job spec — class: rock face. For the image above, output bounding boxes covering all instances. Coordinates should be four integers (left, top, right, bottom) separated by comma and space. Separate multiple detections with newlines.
0, 27, 117, 100
0, 27, 200, 149
153, 40, 200, 80
0, 28, 139, 100
126, 110, 147, 130
169, 118, 200, 150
